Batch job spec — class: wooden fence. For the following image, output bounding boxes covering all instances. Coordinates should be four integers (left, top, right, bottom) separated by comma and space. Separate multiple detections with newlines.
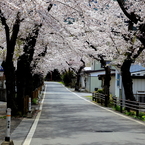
23, 85, 44, 114
92, 92, 145, 117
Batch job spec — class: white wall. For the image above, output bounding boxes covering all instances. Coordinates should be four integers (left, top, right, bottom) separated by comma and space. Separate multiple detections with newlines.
132, 78, 145, 94
85, 75, 102, 92
110, 76, 115, 96
114, 70, 121, 98
91, 60, 104, 70
80, 76, 85, 88
90, 77, 102, 92
85, 76, 90, 92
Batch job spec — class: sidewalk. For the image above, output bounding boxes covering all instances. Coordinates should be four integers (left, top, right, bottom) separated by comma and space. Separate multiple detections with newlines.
0, 101, 24, 144
0, 101, 40, 145
0, 101, 7, 143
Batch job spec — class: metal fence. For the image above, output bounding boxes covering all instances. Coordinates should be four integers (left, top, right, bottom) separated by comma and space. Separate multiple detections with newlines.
92, 92, 145, 116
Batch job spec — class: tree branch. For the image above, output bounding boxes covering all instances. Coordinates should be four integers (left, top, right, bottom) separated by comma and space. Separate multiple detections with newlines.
66, 61, 77, 74
0, 9, 10, 46
133, 46, 145, 60
86, 41, 97, 51
10, 12, 21, 52
117, 0, 140, 24
47, 3, 53, 12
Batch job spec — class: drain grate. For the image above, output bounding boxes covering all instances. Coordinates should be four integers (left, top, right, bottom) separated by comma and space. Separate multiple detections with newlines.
95, 130, 113, 132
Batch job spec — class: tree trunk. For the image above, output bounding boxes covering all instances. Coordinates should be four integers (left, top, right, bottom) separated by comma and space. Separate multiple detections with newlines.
16, 54, 33, 114
16, 24, 41, 115
121, 59, 136, 101
75, 73, 81, 91
0, 11, 21, 115
104, 66, 111, 102
75, 59, 85, 91
2, 61, 17, 115
99, 55, 111, 104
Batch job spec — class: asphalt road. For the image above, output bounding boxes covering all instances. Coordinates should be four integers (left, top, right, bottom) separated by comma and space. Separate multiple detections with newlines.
24, 82, 145, 145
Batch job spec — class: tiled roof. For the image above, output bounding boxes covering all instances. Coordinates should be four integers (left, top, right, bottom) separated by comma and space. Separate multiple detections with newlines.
130, 64, 145, 73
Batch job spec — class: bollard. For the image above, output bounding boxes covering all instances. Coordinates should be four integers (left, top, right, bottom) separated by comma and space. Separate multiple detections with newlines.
1, 108, 14, 145
29, 97, 31, 112
5, 108, 11, 142
27, 98, 32, 118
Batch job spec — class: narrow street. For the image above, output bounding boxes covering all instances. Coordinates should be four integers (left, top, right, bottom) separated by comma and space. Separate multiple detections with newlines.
18, 82, 145, 144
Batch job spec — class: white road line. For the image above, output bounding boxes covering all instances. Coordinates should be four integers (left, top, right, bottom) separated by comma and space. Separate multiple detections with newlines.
65, 87, 145, 126
22, 88, 46, 145
43, 92, 72, 95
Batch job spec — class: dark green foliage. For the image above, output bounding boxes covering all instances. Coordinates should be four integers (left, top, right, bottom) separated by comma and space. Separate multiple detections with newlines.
33, 73, 44, 90
45, 72, 52, 81
52, 69, 61, 81
62, 70, 75, 87
96, 89, 104, 94
32, 98, 38, 105
114, 105, 121, 112
45, 69, 61, 81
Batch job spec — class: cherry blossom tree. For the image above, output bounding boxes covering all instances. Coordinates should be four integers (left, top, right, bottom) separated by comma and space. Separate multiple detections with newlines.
0, 0, 53, 114
1, 0, 145, 115
115, 0, 145, 101
95, 0, 145, 101
81, 0, 145, 101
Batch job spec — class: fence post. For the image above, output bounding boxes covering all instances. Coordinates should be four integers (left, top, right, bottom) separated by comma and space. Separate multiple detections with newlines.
92, 93, 95, 101
114, 97, 117, 108
136, 101, 139, 117
125, 99, 130, 112
105, 95, 108, 107
120, 99, 123, 113
95, 93, 97, 102
101, 94, 103, 105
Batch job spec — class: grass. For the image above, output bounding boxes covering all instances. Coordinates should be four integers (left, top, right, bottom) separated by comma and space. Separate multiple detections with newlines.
113, 105, 121, 112
132, 112, 145, 121
59, 82, 64, 85
32, 98, 38, 105
0, 116, 6, 119
85, 96, 92, 98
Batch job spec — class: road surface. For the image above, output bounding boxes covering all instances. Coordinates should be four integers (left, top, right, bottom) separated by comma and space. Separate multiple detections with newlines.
23, 82, 145, 145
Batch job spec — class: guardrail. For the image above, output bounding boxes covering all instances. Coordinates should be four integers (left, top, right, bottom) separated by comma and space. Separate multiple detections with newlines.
92, 92, 145, 116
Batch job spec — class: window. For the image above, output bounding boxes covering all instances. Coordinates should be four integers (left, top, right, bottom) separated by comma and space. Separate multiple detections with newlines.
117, 74, 120, 87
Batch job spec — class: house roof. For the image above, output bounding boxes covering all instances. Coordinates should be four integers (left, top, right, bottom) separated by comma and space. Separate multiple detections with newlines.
84, 69, 115, 74
83, 67, 91, 71
98, 73, 115, 77
130, 64, 145, 73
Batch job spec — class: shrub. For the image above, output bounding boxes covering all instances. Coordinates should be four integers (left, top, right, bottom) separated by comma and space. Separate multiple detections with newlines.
96, 89, 104, 94
32, 98, 38, 105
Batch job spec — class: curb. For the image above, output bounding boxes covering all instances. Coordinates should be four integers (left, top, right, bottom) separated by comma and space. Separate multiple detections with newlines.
1, 141, 14, 145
